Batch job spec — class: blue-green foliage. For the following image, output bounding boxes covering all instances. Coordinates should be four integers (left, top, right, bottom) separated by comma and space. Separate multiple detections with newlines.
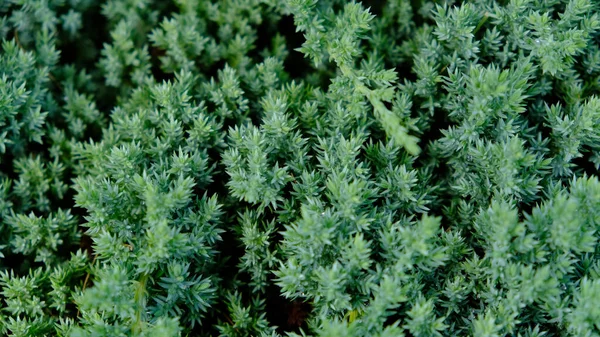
1, 0, 600, 336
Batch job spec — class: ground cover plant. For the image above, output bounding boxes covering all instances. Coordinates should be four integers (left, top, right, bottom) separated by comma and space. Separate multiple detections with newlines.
1, 0, 600, 336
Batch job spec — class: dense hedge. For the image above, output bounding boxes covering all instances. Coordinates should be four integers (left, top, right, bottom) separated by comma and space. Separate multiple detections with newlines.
1, 0, 600, 336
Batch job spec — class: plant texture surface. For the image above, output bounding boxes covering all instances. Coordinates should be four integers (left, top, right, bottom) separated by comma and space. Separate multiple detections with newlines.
1, 0, 600, 336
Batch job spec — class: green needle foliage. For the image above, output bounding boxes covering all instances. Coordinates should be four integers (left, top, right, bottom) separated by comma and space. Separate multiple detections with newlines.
1, 0, 600, 336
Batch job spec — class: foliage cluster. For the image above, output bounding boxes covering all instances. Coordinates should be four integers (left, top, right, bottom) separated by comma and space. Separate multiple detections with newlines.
1, 0, 600, 336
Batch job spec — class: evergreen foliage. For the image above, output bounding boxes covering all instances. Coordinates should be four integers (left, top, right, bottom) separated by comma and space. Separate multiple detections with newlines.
1, 0, 600, 336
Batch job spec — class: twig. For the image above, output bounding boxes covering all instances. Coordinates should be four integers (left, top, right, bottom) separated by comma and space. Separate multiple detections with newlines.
76, 254, 98, 318
81, 254, 97, 291
473, 12, 490, 35
14, 29, 22, 49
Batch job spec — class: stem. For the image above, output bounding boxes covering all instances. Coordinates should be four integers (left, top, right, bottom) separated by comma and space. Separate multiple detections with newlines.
473, 12, 490, 35
132, 273, 149, 334
76, 255, 98, 318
